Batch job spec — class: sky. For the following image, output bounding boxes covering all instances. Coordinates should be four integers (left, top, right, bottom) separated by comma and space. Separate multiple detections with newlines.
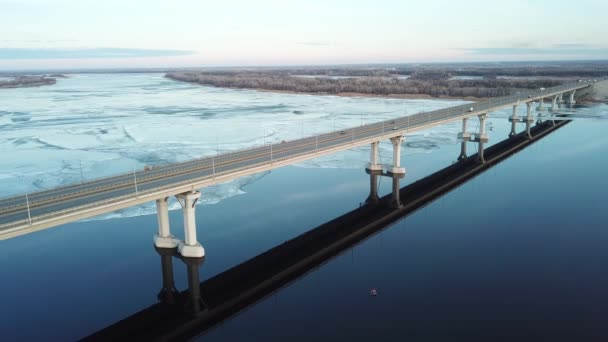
0, 0, 607, 70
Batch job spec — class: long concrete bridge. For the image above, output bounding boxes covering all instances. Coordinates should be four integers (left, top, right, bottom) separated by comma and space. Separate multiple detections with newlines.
84, 118, 570, 341
0, 80, 596, 257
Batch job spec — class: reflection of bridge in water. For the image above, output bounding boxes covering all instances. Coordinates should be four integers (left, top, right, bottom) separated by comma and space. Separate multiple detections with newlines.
0, 81, 595, 258
84, 119, 570, 341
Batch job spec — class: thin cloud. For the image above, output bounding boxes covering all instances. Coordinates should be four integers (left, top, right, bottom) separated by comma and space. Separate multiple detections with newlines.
0, 48, 196, 59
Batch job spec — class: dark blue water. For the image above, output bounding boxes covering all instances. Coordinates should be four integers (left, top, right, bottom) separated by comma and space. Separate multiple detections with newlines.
1, 105, 608, 340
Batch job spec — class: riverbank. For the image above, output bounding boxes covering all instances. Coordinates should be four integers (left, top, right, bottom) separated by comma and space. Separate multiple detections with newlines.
164, 71, 597, 102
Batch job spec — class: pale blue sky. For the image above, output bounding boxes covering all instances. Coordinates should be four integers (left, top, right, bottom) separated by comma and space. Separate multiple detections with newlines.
1, 0, 607, 69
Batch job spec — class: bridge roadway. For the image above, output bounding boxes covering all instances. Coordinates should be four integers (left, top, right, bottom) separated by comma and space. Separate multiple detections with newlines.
0, 80, 593, 239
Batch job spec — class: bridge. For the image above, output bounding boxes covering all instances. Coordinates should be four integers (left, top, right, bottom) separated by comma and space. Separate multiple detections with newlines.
0, 80, 596, 257
84, 118, 570, 341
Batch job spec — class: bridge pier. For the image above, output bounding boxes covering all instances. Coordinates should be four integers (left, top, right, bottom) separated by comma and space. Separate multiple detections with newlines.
154, 197, 179, 249
476, 113, 489, 163
389, 136, 406, 175
176, 191, 204, 258
568, 90, 576, 105
366, 141, 383, 172
508, 104, 519, 137
155, 246, 179, 304
559, 93, 564, 103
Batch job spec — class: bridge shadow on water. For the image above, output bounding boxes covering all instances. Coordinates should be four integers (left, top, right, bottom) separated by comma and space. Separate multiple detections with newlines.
84, 120, 571, 341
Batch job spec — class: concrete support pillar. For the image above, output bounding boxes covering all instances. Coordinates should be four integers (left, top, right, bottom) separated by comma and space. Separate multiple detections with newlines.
477, 113, 489, 163
366, 141, 382, 171
365, 170, 381, 205
509, 104, 519, 137
154, 197, 179, 249
155, 247, 179, 304
176, 191, 204, 258
390, 175, 402, 209
559, 93, 564, 103
389, 136, 406, 175
569, 90, 576, 104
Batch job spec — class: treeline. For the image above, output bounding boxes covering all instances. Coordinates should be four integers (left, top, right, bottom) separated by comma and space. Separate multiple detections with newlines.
166, 71, 563, 98
0, 76, 57, 89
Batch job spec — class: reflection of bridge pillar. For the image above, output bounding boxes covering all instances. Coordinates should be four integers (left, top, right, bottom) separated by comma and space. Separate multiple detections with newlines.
457, 117, 471, 161
458, 140, 468, 161
537, 98, 544, 111
476, 113, 489, 164
366, 141, 382, 171
551, 95, 559, 111
180, 256, 206, 316
176, 191, 204, 258
390, 174, 403, 209
568, 90, 576, 104
155, 246, 179, 304
525, 102, 534, 139
365, 170, 381, 205
389, 136, 406, 175
508, 104, 519, 137
154, 197, 179, 249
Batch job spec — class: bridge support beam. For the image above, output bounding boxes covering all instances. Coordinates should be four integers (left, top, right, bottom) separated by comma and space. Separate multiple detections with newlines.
568, 90, 576, 105
508, 104, 519, 137
366, 141, 383, 171
389, 136, 406, 175
154, 197, 179, 249
476, 113, 489, 163
176, 191, 204, 258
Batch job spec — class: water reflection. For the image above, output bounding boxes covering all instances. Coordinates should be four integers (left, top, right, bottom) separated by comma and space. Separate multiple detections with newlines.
84, 119, 570, 341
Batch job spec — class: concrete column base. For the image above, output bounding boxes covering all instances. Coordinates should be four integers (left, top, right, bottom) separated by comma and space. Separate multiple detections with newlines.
179, 241, 205, 258
154, 234, 180, 249
366, 163, 383, 171
389, 167, 406, 175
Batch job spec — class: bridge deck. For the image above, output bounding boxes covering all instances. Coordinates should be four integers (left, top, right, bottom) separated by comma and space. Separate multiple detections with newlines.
0, 81, 593, 239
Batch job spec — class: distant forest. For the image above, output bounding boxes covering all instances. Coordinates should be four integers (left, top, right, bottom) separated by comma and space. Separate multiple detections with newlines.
0, 75, 57, 89
166, 71, 566, 98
